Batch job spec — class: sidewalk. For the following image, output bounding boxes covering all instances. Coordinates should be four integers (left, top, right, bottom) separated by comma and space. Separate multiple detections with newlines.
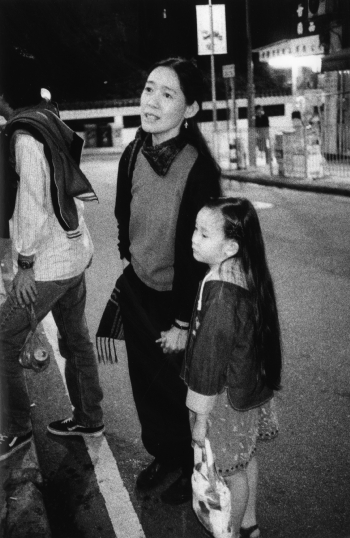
0, 240, 52, 538
221, 166, 350, 197
0, 441, 52, 538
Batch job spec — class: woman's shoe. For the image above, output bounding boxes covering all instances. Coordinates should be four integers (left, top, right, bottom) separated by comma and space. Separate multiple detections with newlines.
136, 459, 178, 490
240, 524, 260, 538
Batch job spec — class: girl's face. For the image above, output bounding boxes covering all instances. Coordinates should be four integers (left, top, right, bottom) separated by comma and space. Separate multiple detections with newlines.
141, 67, 195, 145
192, 208, 237, 269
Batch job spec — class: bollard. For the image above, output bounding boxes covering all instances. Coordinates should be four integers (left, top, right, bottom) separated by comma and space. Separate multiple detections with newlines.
229, 138, 238, 170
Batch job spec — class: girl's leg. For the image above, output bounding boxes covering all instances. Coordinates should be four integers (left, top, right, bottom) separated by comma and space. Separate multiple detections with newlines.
241, 456, 260, 536
225, 470, 249, 538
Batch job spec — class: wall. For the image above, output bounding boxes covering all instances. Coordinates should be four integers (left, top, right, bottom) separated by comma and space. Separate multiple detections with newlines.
59, 94, 294, 160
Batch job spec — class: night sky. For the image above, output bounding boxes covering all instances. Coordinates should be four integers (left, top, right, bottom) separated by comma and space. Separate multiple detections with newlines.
0, 0, 300, 102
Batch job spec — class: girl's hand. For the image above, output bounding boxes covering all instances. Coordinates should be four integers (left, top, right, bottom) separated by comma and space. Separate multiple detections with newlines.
191, 414, 208, 449
156, 326, 188, 354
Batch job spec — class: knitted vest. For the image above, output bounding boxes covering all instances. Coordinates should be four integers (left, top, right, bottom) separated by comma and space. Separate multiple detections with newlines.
130, 144, 198, 291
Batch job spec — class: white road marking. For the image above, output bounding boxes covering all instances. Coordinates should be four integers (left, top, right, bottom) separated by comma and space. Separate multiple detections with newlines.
42, 313, 68, 395
252, 201, 274, 209
42, 312, 145, 538
86, 437, 145, 538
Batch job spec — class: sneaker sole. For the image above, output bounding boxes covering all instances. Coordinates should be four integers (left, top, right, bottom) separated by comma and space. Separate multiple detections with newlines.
0, 435, 33, 462
47, 426, 105, 438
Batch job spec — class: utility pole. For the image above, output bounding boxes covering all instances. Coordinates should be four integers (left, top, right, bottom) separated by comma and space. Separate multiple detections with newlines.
245, 0, 256, 167
209, 0, 217, 133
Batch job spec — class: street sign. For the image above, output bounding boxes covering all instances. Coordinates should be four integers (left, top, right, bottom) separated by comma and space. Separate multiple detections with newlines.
196, 4, 227, 55
223, 64, 235, 78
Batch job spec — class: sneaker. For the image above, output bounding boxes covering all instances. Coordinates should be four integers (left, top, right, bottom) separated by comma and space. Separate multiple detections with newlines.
47, 417, 104, 437
0, 431, 33, 462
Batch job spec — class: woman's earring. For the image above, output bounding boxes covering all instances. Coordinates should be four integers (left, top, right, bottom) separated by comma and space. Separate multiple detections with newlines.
184, 120, 188, 129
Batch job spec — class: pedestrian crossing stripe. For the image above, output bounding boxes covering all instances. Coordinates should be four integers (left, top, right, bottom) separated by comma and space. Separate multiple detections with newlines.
86, 437, 145, 538
252, 201, 274, 209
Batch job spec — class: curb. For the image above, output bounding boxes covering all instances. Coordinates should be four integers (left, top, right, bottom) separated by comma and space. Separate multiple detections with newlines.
2, 439, 52, 538
221, 171, 350, 198
0, 249, 52, 538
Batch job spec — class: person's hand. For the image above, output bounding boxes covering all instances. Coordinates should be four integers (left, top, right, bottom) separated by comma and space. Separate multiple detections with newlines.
13, 268, 37, 307
156, 326, 188, 354
191, 414, 208, 449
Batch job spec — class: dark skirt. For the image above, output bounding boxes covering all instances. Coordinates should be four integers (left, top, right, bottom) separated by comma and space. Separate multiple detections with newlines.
118, 264, 193, 474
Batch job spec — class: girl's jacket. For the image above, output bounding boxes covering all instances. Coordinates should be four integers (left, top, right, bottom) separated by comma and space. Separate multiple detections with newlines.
181, 280, 273, 411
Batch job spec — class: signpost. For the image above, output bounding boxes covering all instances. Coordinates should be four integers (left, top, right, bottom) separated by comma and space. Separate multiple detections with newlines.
245, 0, 256, 167
223, 64, 239, 169
196, 3, 227, 56
196, 3, 227, 142
222, 63, 236, 131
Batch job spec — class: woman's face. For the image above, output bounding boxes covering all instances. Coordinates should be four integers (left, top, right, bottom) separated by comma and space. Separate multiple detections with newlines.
140, 67, 191, 145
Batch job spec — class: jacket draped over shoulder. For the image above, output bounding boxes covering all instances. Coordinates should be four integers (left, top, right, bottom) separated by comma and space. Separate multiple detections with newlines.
5, 102, 98, 233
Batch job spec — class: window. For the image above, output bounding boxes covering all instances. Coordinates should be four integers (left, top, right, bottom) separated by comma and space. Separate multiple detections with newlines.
238, 104, 285, 119
123, 115, 141, 128
64, 117, 114, 130
197, 109, 229, 123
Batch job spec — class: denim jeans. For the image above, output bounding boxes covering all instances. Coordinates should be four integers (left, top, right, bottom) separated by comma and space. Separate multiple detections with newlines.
0, 272, 103, 436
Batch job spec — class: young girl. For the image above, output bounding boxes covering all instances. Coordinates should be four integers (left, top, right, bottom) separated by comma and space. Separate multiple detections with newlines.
181, 197, 282, 538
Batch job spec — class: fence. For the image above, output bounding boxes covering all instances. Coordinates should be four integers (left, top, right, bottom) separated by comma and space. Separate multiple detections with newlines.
204, 122, 350, 181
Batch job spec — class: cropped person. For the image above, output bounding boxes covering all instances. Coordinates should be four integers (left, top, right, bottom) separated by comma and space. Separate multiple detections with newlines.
0, 52, 104, 462
255, 105, 270, 164
114, 57, 221, 504
182, 197, 282, 537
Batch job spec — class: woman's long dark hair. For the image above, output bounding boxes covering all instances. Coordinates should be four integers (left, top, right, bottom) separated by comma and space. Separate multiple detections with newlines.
206, 197, 282, 391
146, 57, 220, 174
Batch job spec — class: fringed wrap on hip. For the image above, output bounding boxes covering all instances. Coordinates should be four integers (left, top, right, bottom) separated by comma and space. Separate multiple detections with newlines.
96, 270, 160, 363
96, 275, 125, 363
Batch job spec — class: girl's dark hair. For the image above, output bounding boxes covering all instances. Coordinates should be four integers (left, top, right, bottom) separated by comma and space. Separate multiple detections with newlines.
206, 197, 282, 391
146, 57, 220, 173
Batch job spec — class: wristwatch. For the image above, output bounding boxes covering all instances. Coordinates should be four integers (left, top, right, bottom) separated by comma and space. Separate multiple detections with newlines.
18, 259, 34, 270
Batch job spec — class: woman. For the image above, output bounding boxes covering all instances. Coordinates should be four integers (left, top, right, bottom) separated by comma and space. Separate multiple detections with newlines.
115, 57, 221, 505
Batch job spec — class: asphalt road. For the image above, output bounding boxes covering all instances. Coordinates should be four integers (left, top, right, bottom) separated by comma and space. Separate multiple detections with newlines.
25, 155, 350, 538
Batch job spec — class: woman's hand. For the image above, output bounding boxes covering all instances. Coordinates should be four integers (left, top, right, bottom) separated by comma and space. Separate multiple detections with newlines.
191, 414, 208, 449
156, 326, 188, 354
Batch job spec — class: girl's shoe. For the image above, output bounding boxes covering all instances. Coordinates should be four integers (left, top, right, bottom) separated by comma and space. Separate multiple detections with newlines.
240, 524, 260, 538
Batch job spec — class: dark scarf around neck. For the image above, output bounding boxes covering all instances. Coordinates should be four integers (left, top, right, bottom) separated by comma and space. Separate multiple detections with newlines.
141, 132, 187, 176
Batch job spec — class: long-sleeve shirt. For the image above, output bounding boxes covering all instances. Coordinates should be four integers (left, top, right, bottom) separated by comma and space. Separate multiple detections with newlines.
11, 133, 93, 281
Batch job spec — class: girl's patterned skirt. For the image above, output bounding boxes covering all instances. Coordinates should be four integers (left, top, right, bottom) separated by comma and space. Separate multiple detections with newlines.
207, 391, 279, 477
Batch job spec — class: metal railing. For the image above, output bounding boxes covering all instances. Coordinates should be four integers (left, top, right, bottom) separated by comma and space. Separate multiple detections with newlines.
204, 123, 350, 181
